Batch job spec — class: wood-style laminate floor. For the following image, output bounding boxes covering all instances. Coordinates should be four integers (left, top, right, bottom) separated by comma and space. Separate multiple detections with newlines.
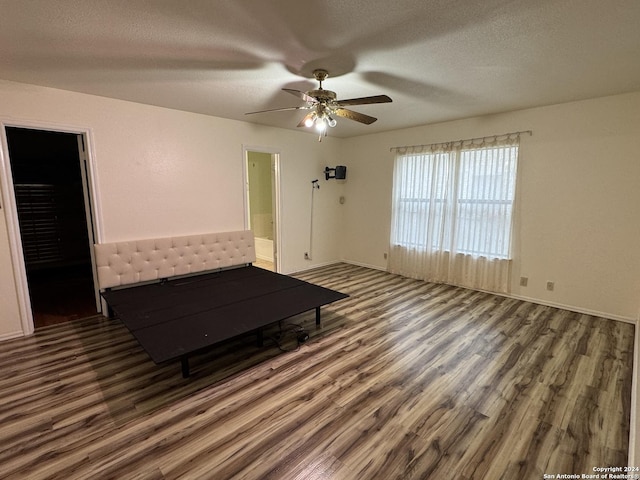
28, 264, 98, 328
0, 263, 634, 479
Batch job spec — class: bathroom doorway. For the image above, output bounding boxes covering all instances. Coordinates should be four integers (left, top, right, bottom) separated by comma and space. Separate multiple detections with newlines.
245, 149, 280, 272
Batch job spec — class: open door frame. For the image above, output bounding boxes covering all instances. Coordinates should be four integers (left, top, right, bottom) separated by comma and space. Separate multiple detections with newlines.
0, 119, 103, 336
242, 145, 282, 273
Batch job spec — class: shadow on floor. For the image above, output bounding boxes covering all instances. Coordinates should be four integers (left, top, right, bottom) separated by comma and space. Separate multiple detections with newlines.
73, 308, 350, 426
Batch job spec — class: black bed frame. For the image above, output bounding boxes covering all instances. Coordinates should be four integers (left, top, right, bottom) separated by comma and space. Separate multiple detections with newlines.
101, 265, 348, 377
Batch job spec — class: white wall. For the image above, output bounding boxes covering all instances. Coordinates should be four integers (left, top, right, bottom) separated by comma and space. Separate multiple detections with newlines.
341, 92, 640, 322
1, 80, 637, 326
0, 80, 344, 338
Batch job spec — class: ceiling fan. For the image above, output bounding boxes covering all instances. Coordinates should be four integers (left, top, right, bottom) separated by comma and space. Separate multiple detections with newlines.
246, 69, 392, 141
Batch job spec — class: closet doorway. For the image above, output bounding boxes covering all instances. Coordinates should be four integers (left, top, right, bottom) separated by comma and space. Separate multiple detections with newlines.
245, 148, 281, 272
5, 127, 99, 328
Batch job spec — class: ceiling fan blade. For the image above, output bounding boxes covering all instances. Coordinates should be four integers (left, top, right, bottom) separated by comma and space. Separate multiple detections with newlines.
245, 106, 310, 115
335, 108, 378, 125
335, 94, 392, 106
297, 112, 316, 127
282, 88, 318, 104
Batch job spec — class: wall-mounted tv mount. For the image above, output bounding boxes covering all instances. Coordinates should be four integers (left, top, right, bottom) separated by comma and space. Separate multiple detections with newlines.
324, 165, 346, 180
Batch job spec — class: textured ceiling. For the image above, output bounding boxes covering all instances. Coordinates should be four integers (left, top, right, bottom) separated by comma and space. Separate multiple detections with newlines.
1, 0, 639, 138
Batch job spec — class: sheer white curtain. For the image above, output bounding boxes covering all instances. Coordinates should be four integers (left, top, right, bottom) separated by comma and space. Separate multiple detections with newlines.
389, 134, 520, 294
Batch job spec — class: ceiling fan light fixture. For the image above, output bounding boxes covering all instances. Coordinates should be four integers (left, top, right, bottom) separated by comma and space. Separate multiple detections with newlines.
246, 68, 391, 141
304, 113, 316, 128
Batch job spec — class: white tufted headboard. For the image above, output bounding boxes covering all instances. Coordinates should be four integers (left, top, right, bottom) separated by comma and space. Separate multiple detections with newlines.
94, 230, 256, 290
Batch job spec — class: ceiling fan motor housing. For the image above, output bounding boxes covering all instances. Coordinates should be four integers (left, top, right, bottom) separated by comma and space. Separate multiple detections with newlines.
307, 89, 336, 103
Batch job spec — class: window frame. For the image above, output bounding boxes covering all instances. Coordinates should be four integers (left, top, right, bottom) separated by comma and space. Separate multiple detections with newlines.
391, 144, 518, 260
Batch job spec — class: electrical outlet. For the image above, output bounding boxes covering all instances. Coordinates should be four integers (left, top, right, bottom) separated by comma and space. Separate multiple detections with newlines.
519, 276, 528, 287
304, 252, 309, 260
546, 281, 554, 291
383, 252, 388, 260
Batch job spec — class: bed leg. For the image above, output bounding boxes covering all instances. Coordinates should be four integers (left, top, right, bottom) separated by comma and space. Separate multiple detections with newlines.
181, 356, 190, 378
315, 306, 321, 326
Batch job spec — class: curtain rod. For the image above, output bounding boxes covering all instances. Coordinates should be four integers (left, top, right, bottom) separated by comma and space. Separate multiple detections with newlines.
389, 130, 533, 152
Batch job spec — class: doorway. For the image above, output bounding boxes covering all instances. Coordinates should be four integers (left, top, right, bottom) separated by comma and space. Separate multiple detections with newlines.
245, 149, 280, 272
5, 127, 98, 328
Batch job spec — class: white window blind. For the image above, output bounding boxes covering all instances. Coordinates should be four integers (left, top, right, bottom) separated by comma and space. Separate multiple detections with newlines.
389, 134, 521, 293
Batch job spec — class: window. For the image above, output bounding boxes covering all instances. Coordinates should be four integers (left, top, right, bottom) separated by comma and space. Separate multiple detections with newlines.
391, 141, 519, 260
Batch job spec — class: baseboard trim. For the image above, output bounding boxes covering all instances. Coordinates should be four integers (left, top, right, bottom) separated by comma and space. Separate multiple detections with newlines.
342, 261, 636, 323
0, 330, 25, 342
507, 293, 636, 324
342, 259, 387, 272
285, 260, 342, 275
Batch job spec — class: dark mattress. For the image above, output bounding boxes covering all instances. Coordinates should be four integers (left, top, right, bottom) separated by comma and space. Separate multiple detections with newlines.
101, 266, 348, 364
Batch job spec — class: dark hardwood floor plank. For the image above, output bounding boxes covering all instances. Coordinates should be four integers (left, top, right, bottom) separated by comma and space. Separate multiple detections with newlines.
0, 263, 634, 480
